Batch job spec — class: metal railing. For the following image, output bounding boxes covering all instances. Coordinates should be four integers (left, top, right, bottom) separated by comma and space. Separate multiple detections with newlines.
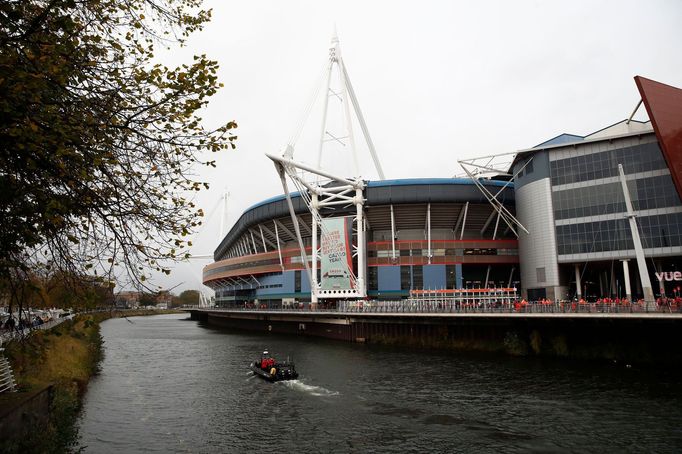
0, 347, 17, 393
338, 300, 672, 314
208, 299, 682, 315
0, 316, 70, 344
0, 316, 74, 394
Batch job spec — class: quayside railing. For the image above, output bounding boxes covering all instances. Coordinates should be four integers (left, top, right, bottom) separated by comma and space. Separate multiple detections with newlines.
199, 300, 682, 315
0, 347, 17, 393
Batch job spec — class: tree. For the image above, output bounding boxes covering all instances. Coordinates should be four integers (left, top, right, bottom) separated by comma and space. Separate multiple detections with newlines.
138, 292, 157, 307
0, 1, 236, 291
173, 289, 199, 307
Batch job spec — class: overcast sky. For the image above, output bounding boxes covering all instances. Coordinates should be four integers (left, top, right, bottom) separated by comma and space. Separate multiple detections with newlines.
144, 0, 682, 294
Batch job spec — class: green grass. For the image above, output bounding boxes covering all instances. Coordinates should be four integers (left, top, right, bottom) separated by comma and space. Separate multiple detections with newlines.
1, 309, 167, 453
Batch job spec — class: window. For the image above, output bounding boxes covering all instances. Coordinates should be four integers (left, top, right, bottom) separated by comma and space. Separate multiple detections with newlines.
294, 270, 301, 292
400, 266, 411, 290
446, 265, 458, 289
367, 267, 378, 291
550, 143, 667, 186
536, 267, 546, 283
413, 266, 423, 289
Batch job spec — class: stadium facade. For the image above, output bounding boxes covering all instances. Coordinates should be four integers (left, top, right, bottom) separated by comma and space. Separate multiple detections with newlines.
203, 76, 682, 306
204, 178, 518, 307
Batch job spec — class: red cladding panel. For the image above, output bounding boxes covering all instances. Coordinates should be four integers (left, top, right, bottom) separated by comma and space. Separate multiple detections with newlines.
635, 76, 682, 200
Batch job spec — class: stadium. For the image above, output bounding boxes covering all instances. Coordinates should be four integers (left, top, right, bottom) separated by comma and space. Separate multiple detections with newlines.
203, 178, 518, 307
203, 35, 682, 309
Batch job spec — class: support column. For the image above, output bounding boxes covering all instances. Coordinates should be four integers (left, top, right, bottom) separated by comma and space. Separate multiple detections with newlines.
356, 187, 366, 297
622, 259, 632, 302
618, 164, 655, 306
390, 204, 396, 261
610, 262, 617, 297
657, 260, 666, 297
459, 202, 469, 240
575, 264, 582, 300
311, 193, 319, 303
426, 203, 431, 264
507, 266, 516, 289
274, 221, 284, 270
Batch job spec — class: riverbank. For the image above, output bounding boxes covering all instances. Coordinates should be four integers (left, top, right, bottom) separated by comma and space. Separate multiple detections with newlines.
0, 309, 178, 453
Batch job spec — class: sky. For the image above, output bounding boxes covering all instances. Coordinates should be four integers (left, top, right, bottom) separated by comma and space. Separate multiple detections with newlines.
145, 0, 682, 294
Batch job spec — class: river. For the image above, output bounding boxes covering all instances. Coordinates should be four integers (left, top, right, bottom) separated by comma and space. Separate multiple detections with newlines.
77, 313, 682, 453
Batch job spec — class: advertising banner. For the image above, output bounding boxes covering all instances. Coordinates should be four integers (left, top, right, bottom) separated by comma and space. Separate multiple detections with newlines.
320, 217, 354, 291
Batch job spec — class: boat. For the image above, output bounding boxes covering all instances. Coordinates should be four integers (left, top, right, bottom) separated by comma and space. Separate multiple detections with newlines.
250, 351, 299, 382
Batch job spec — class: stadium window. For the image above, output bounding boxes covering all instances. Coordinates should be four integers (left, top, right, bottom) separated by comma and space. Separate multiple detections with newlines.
295, 271, 301, 292
400, 266, 411, 290
367, 267, 378, 291
413, 265, 423, 289
446, 265, 457, 288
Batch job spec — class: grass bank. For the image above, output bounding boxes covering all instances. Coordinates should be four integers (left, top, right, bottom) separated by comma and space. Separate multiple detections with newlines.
0, 309, 173, 453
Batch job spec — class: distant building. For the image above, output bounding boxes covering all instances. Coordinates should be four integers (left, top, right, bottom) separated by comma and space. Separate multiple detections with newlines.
155, 290, 172, 308
116, 291, 140, 309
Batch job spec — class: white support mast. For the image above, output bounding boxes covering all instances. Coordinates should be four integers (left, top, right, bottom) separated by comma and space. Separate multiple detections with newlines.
617, 164, 655, 307
268, 153, 367, 302
265, 32, 383, 305
219, 191, 230, 239
312, 31, 385, 179
458, 152, 530, 237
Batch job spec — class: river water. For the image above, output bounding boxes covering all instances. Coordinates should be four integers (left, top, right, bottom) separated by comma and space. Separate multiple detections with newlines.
77, 313, 682, 453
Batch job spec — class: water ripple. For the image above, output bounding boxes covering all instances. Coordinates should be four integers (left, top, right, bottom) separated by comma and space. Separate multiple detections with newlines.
77, 314, 682, 453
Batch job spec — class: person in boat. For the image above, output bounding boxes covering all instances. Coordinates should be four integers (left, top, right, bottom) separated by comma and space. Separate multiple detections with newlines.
260, 351, 275, 370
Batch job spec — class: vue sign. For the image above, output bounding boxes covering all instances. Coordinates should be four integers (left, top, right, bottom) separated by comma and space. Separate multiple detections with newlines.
656, 271, 682, 282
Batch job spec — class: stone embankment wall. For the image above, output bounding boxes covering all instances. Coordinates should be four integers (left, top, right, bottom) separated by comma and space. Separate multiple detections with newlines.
192, 310, 682, 366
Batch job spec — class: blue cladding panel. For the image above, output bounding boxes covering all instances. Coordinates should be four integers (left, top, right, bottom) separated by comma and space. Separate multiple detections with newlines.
256, 273, 284, 296
456, 264, 463, 289
301, 271, 311, 292
533, 133, 584, 148
423, 265, 445, 289
378, 266, 401, 291
282, 271, 296, 293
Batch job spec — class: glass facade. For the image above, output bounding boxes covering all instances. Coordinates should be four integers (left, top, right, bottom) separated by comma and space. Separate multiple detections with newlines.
412, 265, 423, 289
637, 213, 682, 248
446, 264, 457, 288
556, 219, 633, 255
400, 266, 410, 290
294, 270, 301, 292
549, 142, 667, 186
551, 140, 682, 256
556, 211, 682, 255
552, 175, 680, 220
367, 266, 378, 291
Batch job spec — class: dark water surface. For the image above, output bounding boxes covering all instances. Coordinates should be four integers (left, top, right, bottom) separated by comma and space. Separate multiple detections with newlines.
77, 314, 682, 453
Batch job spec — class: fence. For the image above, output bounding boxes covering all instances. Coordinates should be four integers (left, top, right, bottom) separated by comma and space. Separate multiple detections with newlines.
0, 316, 72, 394
216, 298, 681, 315
0, 316, 70, 345
0, 347, 17, 393
338, 299, 673, 314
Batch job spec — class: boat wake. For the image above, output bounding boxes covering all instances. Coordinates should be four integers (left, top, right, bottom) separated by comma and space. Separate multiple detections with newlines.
279, 380, 340, 397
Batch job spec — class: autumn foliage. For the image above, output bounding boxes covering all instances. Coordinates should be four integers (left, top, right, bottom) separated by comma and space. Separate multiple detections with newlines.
0, 1, 236, 289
